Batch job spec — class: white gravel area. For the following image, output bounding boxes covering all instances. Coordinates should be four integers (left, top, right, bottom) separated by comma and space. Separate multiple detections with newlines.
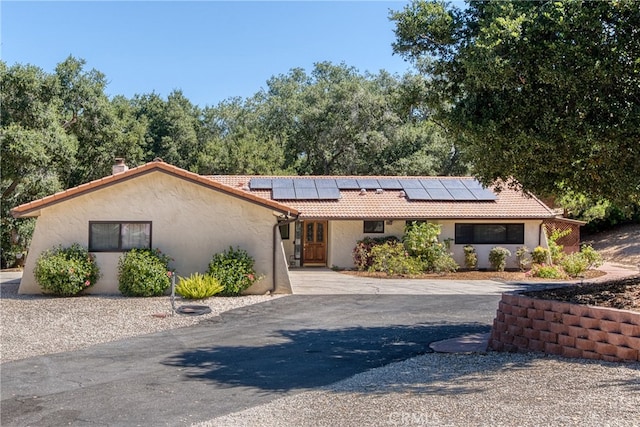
0, 280, 283, 363
200, 352, 640, 427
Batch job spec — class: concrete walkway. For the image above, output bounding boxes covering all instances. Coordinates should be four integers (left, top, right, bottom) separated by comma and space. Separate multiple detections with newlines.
289, 268, 527, 295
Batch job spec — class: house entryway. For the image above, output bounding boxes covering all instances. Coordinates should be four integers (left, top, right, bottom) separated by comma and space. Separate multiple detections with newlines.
302, 220, 327, 266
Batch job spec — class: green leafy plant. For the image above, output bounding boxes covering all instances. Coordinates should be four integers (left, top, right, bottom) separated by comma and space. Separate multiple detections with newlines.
34, 243, 101, 296
515, 246, 530, 271
580, 245, 603, 269
560, 253, 590, 278
118, 248, 172, 297
369, 242, 425, 275
207, 246, 261, 296
528, 263, 567, 279
352, 236, 400, 271
432, 253, 459, 274
176, 273, 224, 299
402, 222, 455, 272
489, 247, 511, 271
463, 245, 478, 270
531, 246, 550, 264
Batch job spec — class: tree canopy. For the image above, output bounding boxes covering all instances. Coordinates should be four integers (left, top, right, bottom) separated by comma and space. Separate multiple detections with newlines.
1, 56, 463, 268
390, 0, 640, 205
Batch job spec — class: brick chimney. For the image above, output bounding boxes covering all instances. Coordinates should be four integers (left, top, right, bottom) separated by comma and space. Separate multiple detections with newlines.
112, 158, 129, 175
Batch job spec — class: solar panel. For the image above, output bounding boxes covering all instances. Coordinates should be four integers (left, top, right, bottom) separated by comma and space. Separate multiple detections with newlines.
420, 179, 445, 189
462, 179, 485, 190
427, 188, 455, 200
316, 187, 341, 200
357, 179, 380, 189
447, 188, 475, 200
314, 179, 338, 188
272, 187, 296, 199
295, 187, 319, 199
293, 179, 316, 188
404, 188, 431, 200
440, 179, 466, 189
335, 178, 360, 189
249, 178, 273, 189
470, 188, 497, 200
376, 179, 403, 189
400, 179, 423, 189
272, 178, 294, 188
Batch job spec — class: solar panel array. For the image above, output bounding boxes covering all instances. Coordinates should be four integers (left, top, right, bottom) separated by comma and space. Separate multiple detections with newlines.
249, 178, 496, 201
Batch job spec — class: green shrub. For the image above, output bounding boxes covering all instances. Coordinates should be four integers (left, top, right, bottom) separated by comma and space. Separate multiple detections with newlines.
489, 247, 511, 271
580, 245, 603, 269
531, 246, 550, 264
176, 273, 224, 299
515, 246, 530, 271
560, 253, 590, 277
463, 245, 478, 269
208, 246, 261, 296
118, 248, 172, 297
352, 236, 399, 271
369, 242, 425, 275
34, 243, 101, 296
432, 253, 459, 273
529, 263, 566, 279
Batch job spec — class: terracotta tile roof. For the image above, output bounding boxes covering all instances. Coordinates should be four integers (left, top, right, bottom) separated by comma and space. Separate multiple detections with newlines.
209, 175, 557, 220
11, 162, 299, 218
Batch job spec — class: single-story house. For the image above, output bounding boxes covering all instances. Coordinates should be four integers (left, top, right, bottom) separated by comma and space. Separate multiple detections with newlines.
12, 159, 565, 295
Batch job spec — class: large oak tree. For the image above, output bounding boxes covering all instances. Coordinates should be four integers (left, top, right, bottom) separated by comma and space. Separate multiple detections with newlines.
391, 0, 640, 205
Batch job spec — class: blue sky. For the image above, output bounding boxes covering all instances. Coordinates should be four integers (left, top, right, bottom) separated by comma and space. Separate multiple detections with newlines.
2, 1, 422, 107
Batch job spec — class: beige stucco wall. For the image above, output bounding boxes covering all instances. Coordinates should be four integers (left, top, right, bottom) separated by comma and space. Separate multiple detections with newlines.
19, 171, 291, 295
325, 219, 544, 270
327, 220, 406, 269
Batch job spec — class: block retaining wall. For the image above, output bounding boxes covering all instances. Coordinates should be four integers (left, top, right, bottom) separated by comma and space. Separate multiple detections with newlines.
489, 293, 640, 362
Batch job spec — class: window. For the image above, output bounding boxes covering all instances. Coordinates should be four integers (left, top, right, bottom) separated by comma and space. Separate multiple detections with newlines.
455, 223, 524, 245
279, 223, 290, 240
89, 221, 151, 252
363, 220, 384, 233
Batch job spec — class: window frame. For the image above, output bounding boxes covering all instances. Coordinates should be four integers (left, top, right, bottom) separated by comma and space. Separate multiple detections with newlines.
363, 220, 385, 234
89, 221, 152, 252
454, 223, 525, 245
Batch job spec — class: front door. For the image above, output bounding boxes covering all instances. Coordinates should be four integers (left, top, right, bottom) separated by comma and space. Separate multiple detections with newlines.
302, 221, 327, 266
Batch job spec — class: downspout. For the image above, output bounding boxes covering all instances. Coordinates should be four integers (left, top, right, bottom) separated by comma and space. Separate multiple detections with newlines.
272, 213, 299, 294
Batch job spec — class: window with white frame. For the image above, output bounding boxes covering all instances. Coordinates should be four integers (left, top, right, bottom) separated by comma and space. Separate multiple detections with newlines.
89, 221, 152, 252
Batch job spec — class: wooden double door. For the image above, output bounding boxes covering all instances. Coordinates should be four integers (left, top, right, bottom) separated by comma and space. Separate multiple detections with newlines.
302, 221, 327, 266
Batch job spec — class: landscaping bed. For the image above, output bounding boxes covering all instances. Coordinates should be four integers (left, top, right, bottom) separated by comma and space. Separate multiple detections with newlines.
523, 275, 640, 313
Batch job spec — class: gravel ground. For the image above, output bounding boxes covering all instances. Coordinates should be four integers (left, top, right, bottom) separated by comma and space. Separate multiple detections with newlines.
0, 280, 281, 363
2, 275, 639, 426
200, 353, 640, 427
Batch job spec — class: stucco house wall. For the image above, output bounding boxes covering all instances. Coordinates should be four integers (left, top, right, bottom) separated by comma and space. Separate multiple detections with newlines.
19, 171, 290, 295
322, 219, 544, 270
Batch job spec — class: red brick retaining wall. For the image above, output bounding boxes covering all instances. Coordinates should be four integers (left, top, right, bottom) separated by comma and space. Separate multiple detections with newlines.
489, 294, 640, 362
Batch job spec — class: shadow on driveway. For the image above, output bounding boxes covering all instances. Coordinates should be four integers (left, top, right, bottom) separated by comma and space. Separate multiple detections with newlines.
162, 322, 490, 392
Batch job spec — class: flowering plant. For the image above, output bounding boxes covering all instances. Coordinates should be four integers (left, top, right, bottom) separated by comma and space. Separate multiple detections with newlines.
207, 246, 262, 296
34, 243, 101, 296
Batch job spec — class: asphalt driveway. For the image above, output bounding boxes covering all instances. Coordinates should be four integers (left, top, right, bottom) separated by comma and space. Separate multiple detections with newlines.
1, 291, 502, 426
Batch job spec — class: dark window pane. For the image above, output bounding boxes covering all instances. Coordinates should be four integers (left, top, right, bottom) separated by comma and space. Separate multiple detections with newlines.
121, 223, 151, 250
90, 223, 120, 251
316, 223, 324, 242
364, 221, 384, 233
279, 224, 290, 240
455, 223, 524, 245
